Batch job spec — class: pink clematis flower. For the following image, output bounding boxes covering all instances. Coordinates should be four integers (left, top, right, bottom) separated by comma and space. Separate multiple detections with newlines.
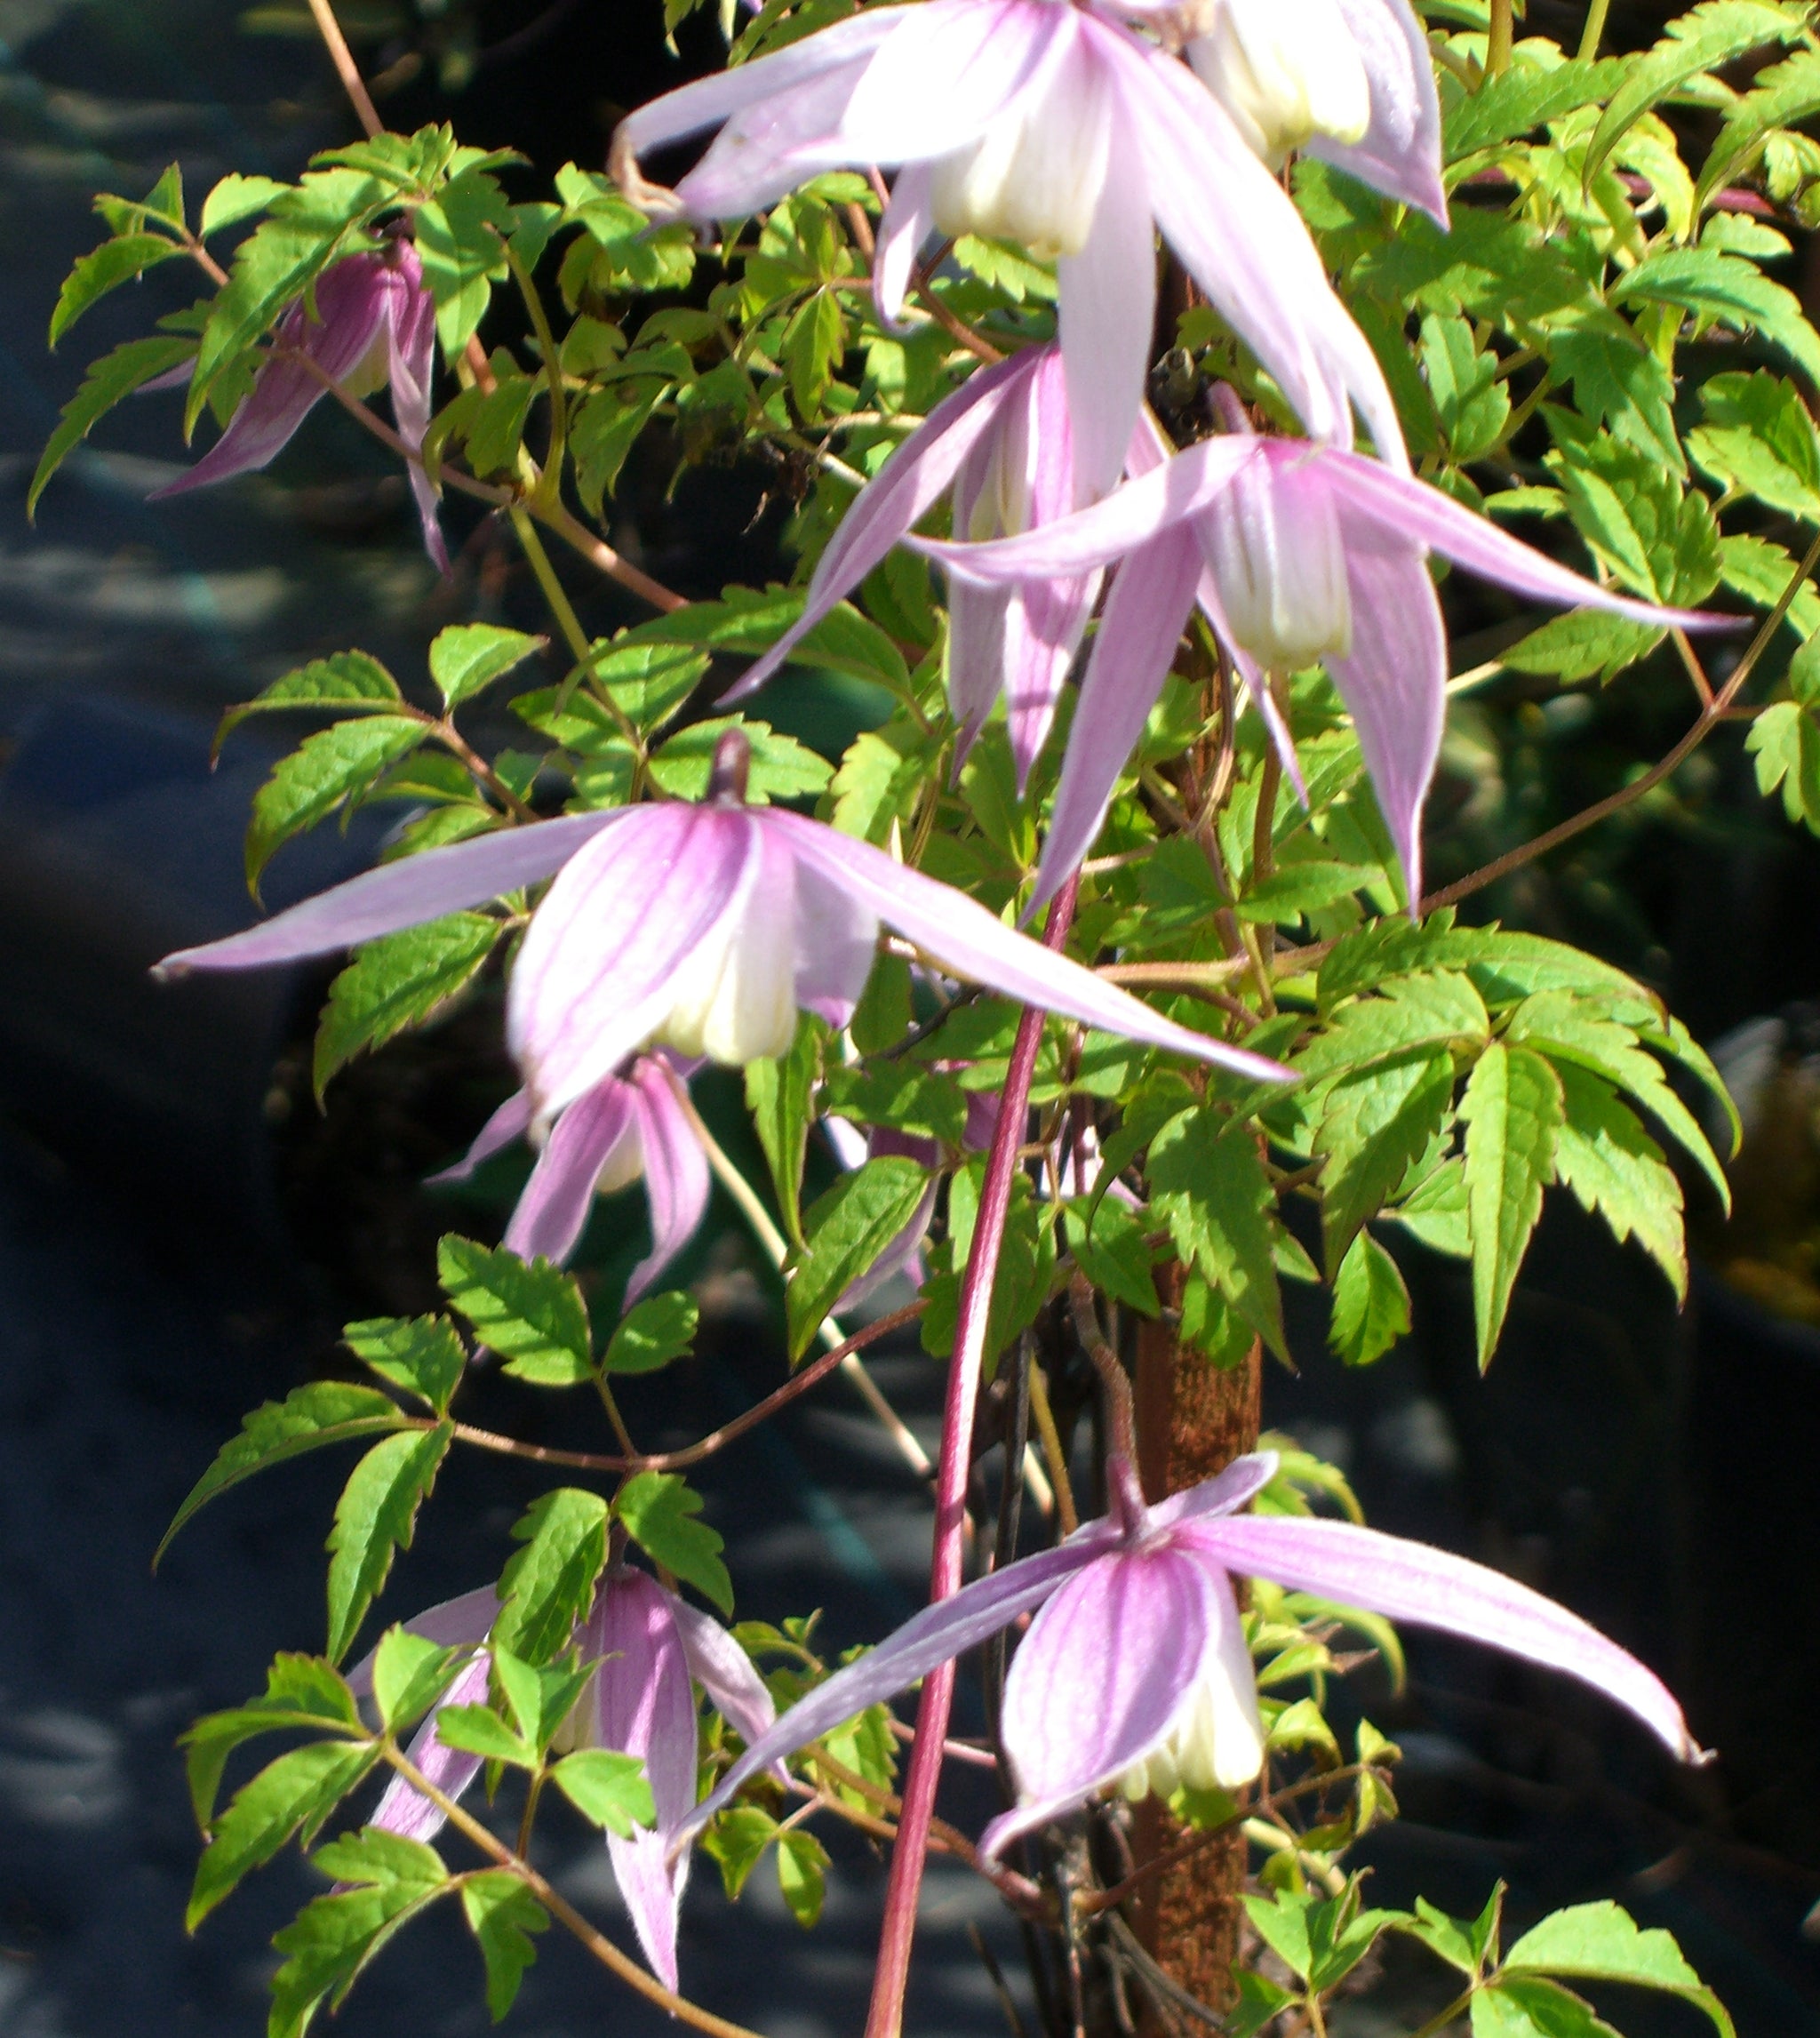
682, 1451, 1709, 1861
922, 426, 1736, 905
611, 0, 1408, 489
152, 241, 448, 574
347, 1572, 775, 1992
431, 1050, 709, 1301
728, 344, 1099, 789
1125, 0, 1446, 219
155, 732, 1296, 1107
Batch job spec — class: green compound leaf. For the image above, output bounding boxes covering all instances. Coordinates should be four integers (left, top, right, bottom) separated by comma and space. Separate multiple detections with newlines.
215, 651, 406, 752
49, 231, 184, 349
1460, 1043, 1565, 1369
427, 623, 545, 711
745, 1015, 827, 1248
1502, 1901, 1736, 2038
1472, 1976, 1620, 2038
493, 1488, 610, 1666
30, 332, 196, 516
1549, 1065, 1688, 1302
342, 1315, 467, 1418
324, 1426, 453, 1664
1150, 1109, 1285, 1361
158, 1384, 407, 1564
459, 1872, 550, 2021
188, 1739, 379, 1929
1313, 1049, 1457, 1277
437, 1236, 593, 1386
603, 1292, 700, 1376
786, 1155, 931, 1361
776, 1828, 832, 1929
246, 716, 429, 893
616, 1471, 733, 1616
181, 1654, 363, 1827
369, 1626, 466, 1735
551, 1749, 656, 1835
267, 1871, 451, 2038
315, 914, 502, 1097
1329, 1229, 1411, 1368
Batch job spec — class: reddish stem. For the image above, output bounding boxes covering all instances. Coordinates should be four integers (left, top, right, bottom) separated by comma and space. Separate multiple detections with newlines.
863, 878, 1081, 2038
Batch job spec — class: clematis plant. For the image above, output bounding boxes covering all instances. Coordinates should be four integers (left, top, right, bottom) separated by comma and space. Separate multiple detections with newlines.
67, 2, 1820, 2034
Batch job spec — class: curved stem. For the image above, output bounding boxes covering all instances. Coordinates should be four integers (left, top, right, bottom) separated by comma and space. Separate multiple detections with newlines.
305, 0, 384, 137
1422, 529, 1820, 918
863, 877, 1081, 2038
380, 1742, 761, 2038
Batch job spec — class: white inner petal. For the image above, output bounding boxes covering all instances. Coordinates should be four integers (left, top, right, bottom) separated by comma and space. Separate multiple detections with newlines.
1189, 0, 1372, 166
929, 37, 1114, 261
655, 894, 799, 1067
1116, 1645, 1265, 1802
341, 324, 394, 403
1201, 456, 1353, 672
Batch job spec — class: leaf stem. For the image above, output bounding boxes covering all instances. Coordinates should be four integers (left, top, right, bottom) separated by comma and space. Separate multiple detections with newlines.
445, 1304, 926, 1473
305, 0, 385, 138
1486, 0, 1513, 79
1577, 0, 1612, 61
379, 1742, 762, 2038
510, 506, 590, 662
1422, 532, 1820, 918
863, 877, 1080, 2038
1026, 1358, 1078, 1538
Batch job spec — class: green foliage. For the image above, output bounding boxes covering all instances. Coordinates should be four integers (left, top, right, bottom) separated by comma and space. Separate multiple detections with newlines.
369, 1626, 465, 1733
492, 1489, 610, 1666
189, 1740, 379, 1928
550, 1749, 656, 1834
325, 1426, 452, 1661
437, 1236, 594, 1386
786, 1155, 930, 1358
603, 1291, 700, 1375
246, 717, 429, 892
343, 1315, 467, 1417
30, 332, 196, 515
315, 915, 501, 1095
745, 1016, 827, 1245
615, 1471, 733, 1615
428, 624, 545, 709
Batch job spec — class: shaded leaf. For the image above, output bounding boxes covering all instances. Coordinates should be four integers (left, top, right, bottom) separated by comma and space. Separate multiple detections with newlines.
616, 1472, 732, 1615
459, 1873, 549, 2021
1460, 1044, 1564, 1368
188, 1740, 378, 1928
603, 1292, 699, 1376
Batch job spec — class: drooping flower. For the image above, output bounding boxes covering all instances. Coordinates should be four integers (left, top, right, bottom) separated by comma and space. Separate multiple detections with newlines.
155, 732, 1297, 1110
921, 427, 1736, 904
727, 344, 1100, 789
431, 1051, 709, 1301
611, 0, 1408, 491
347, 1572, 775, 1993
682, 1451, 1708, 1860
1125, 0, 1446, 219
152, 242, 448, 574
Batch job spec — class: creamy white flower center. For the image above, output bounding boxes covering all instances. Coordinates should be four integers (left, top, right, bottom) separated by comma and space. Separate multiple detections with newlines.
1202, 454, 1353, 672
1117, 1649, 1265, 1802
655, 895, 799, 1067
929, 42, 1115, 260
594, 1130, 647, 1198
341, 324, 394, 403
966, 392, 1038, 543
1188, 0, 1371, 167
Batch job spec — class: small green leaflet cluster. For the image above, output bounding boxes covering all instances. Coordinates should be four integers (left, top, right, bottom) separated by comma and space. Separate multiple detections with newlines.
1235, 1883, 1735, 2038
182, 1632, 652, 2038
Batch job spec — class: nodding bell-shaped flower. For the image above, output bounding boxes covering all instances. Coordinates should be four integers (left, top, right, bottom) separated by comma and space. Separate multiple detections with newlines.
151, 241, 448, 573
725, 344, 1100, 788
679, 1451, 1710, 1864
920, 426, 1737, 907
611, 0, 1408, 491
347, 1573, 775, 1994
1192, 0, 1373, 164
430, 1050, 709, 1300
156, 729, 1297, 1110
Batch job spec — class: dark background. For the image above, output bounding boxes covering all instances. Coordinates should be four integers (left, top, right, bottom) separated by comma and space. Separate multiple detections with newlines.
0, 4, 1816, 2034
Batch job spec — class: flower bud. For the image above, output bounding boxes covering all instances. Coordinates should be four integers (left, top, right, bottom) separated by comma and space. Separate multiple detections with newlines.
930, 39, 1115, 260
1202, 451, 1353, 672
1188, 0, 1371, 167
1117, 1650, 1265, 1801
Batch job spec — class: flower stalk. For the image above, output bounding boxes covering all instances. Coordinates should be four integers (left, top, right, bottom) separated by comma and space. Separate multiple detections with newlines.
864, 875, 1080, 2038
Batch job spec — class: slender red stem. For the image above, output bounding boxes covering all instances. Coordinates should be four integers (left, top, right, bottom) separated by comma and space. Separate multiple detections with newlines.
862, 878, 1081, 2038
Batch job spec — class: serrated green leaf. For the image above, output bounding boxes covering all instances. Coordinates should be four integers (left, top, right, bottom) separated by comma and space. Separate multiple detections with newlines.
1616, 247, 1820, 385
1329, 1229, 1411, 1367
1314, 1050, 1457, 1275
1549, 1065, 1687, 1301
551, 1749, 655, 1834
200, 172, 288, 237
1064, 1195, 1161, 1317
437, 1236, 593, 1385
786, 1155, 931, 1360
247, 717, 427, 891
776, 1828, 830, 1928
50, 233, 184, 349
370, 1627, 465, 1735
325, 1427, 452, 1663
416, 164, 513, 356
188, 1739, 379, 1928
493, 1488, 610, 1666
344, 1312, 464, 1410
428, 623, 544, 710
1503, 1901, 1736, 2036
1473, 1976, 1619, 2038
216, 651, 405, 751
1445, 57, 1619, 160
1699, 44, 1820, 204
616, 1472, 733, 1615
604, 1292, 700, 1376
433, 1703, 536, 1767
1550, 431, 1720, 606
649, 716, 833, 804
268, 1866, 449, 2038
159, 1385, 406, 1563
1503, 610, 1664, 685
745, 1016, 826, 1247
1546, 315, 1682, 471
1585, 4, 1808, 187
1237, 860, 1381, 923
1688, 370, 1820, 523
702, 1804, 778, 1899
30, 332, 196, 516
1150, 1110, 1286, 1360
315, 915, 500, 1096
1460, 1043, 1564, 1368
459, 1872, 549, 2020
182, 1655, 364, 1826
